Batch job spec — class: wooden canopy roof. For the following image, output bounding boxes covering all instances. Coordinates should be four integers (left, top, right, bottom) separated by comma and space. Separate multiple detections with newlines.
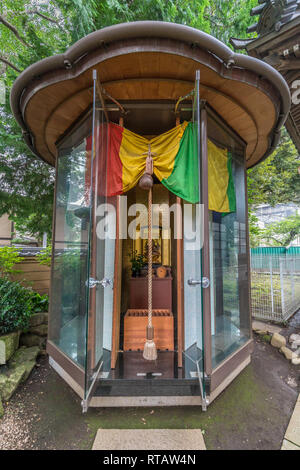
10, 21, 291, 168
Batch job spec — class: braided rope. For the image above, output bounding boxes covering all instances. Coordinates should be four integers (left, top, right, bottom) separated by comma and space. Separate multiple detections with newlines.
148, 186, 153, 328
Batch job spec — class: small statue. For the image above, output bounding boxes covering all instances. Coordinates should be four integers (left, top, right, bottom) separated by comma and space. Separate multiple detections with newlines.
144, 240, 160, 263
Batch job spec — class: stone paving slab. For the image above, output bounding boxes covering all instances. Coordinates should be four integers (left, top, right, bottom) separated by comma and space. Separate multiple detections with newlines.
92, 429, 206, 450
281, 393, 300, 450
252, 320, 282, 335
281, 439, 300, 450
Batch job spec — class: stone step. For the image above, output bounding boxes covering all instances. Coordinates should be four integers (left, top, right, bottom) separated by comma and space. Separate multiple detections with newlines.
0, 364, 26, 401
9, 346, 40, 382
0, 332, 20, 365
92, 429, 206, 450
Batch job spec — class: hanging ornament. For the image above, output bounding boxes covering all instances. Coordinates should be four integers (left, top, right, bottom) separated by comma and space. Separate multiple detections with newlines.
139, 144, 157, 361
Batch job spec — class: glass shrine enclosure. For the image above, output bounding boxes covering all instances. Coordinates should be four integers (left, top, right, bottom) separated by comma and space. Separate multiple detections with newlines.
49, 70, 251, 410
10, 22, 290, 410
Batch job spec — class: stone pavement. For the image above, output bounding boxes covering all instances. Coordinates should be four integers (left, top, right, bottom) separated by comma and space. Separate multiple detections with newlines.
281, 393, 300, 450
252, 320, 283, 335
92, 429, 206, 450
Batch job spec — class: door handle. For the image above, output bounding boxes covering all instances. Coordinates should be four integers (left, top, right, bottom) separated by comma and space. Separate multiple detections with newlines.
188, 277, 210, 288
99, 277, 112, 288
86, 277, 112, 288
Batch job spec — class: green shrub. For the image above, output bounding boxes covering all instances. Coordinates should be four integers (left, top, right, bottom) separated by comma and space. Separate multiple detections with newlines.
0, 278, 49, 335
0, 278, 33, 335
30, 291, 49, 313
36, 246, 52, 267
0, 246, 24, 278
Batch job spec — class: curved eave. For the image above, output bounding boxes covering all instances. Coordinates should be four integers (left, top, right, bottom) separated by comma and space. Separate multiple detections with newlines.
10, 21, 291, 168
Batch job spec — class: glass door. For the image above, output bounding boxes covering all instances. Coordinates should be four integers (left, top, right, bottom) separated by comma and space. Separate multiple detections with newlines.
82, 70, 116, 412
183, 70, 209, 410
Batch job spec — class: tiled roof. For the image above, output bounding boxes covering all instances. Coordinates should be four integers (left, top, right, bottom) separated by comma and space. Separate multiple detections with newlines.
247, 0, 300, 37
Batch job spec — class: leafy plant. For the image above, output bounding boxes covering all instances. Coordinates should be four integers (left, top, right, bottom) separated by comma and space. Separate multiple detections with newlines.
261, 214, 300, 247
0, 0, 261, 241
30, 291, 49, 313
0, 276, 49, 335
249, 211, 263, 248
0, 245, 24, 278
129, 250, 146, 274
248, 129, 300, 208
0, 277, 32, 334
36, 246, 52, 267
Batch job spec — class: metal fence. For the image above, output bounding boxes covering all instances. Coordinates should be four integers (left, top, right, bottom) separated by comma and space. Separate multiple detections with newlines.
251, 247, 300, 323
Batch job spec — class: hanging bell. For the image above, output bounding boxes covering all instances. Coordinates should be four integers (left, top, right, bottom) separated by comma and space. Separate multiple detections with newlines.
139, 150, 154, 190
139, 173, 153, 190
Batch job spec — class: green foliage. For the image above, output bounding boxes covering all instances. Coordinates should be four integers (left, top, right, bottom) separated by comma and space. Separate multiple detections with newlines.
248, 128, 300, 245
0, 273, 49, 334
203, 0, 257, 44
249, 212, 263, 248
248, 129, 300, 208
30, 291, 49, 313
0, 277, 32, 334
0, 0, 297, 241
0, 109, 55, 240
0, 245, 24, 277
261, 214, 300, 247
262, 334, 271, 343
55, 249, 83, 274
52, 249, 85, 309
36, 246, 52, 267
129, 250, 146, 274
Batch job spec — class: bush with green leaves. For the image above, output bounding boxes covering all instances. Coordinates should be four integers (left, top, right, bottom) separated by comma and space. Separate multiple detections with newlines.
36, 246, 52, 267
0, 246, 24, 278
0, 278, 33, 335
30, 291, 49, 313
0, 277, 49, 335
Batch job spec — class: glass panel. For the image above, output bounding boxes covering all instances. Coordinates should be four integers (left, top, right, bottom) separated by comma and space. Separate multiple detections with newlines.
84, 77, 116, 399
49, 115, 93, 368
183, 71, 206, 405
208, 113, 250, 369
49, 72, 115, 405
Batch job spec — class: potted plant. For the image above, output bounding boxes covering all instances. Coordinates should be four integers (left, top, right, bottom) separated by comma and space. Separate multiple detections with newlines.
129, 250, 146, 277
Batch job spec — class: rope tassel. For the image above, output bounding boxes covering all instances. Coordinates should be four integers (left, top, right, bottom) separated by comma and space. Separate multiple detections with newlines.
143, 185, 157, 361
138, 145, 157, 361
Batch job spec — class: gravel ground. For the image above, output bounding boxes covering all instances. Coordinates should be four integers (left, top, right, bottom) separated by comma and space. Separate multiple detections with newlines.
0, 359, 53, 450
0, 323, 299, 450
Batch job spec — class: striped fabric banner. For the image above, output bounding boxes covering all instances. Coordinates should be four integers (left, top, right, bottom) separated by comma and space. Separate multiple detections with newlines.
87, 121, 236, 213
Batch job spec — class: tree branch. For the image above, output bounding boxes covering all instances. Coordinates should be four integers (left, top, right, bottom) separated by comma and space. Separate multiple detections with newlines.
263, 234, 284, 246
203, 15, 222, 29
0, 56, 21, 73
0, 15, 31, 47
26, 9, 65, 31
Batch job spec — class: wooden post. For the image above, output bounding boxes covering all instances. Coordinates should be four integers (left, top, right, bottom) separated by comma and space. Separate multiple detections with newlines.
175, 116, 184, 368
201, 107, 212, 376
110, 116, 124, 368
111, 196, 122, 368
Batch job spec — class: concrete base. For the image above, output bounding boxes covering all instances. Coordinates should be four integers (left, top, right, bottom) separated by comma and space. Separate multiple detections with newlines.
49, 354, 250, 408
209, 356, 251, 403
49, 356, 84, 399
92, 429, 206, 450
